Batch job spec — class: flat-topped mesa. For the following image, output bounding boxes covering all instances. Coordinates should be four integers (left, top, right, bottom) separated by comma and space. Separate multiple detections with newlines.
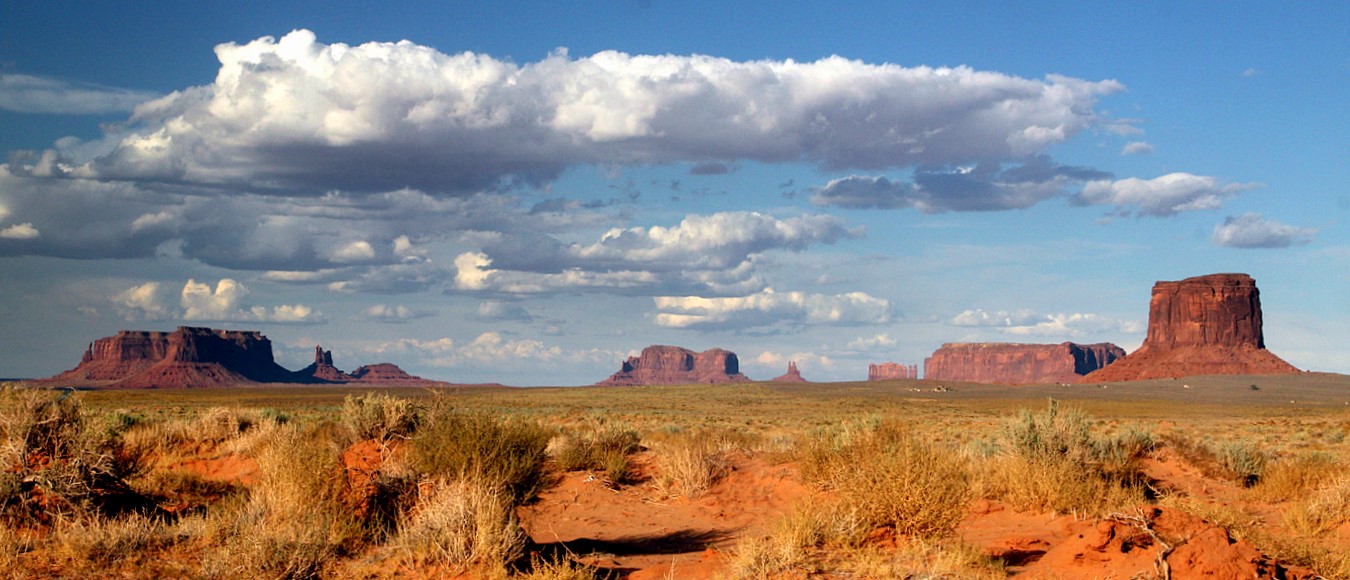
1086, 273, 1299, 382
597, 345, 752, 386
47, 327, 434, 388
868, 362, 918, 381
770, 361, 808, 383
350, 363, 426, 383
111, 326, 295, 388
924, 342, 1125, 385
53, 330, 173, 382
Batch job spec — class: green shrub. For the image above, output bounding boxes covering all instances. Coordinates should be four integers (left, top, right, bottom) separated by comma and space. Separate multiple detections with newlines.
551, 425, 640, 485
1163, 432, 1268, 486
971, 400, 1152, 515
411, 402, 550, 504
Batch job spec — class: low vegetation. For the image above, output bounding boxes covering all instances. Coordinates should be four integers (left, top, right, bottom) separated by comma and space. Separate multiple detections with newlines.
0, 381, 1346, 578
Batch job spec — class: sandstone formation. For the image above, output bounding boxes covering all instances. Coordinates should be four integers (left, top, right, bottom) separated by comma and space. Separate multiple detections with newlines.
769, 361, 808, 383
52, 327, 296, 388
868, 362, 918, 381
924, 342, 1125, 384
597, 345, 751, 386
48, 329, 429, 388
296, 345, 354, 382
1085, 273, 1299, 381
350, 363, 427, 383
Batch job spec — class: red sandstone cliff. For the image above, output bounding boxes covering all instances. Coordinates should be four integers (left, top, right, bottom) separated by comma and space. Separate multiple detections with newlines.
54, 327, 297, 388
350, 363, 427, 383
868, 362, 918, 381
924, 342, 1125, 384
1085, 273, 1299, 382
769, 361, 808, 383
597, 345, 751, 386
47, 330, 429, 388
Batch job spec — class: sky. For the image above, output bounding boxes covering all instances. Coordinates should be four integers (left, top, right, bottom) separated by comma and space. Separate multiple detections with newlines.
1, 2, 1347, 385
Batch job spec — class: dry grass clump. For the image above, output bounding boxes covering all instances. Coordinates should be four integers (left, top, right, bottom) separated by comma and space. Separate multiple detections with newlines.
645, 428, 736, 499
411, 401, 551, 504
0, 387, 149, 524
49, 513, 179, 567
1282, 475, 1350, 536
803, 421, 970, 539
207, 424, 363, 579
550, 424, 641, 485
1252, 451, 1347, 502
729, 501, 867, 576
391, 478, 525, 575
1162, 431, 1268, 486
120, 406, 285, 459
340, 392, 420, 442
970, 399, 1152, 516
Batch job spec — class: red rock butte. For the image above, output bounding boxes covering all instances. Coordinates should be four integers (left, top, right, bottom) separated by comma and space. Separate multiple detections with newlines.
925, 342, 1125, 385
868, 362, 918, 381
46, 327, 429, 388
1085, 273, 1299, 381
769, 361, 808, 383
598, 345, 751, 386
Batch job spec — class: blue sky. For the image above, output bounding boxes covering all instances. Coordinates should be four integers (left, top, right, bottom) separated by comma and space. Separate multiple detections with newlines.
1, 2, 1346, 384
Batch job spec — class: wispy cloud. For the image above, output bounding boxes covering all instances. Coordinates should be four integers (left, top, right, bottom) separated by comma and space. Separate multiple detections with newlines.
1212, 213, 1316, 248
0, 73, 159, 114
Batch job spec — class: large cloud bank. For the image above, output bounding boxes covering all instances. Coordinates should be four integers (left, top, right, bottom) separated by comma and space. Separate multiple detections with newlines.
48, 29, 1120, 194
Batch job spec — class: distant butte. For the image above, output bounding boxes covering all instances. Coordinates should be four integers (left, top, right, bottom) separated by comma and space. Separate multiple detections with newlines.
925, 342, 1125, 385
1085, 273, 1299, 381
598, 345, 751, 386
769, 361, 808, 383
44, 327, 432, 388
868, 362, 918, 381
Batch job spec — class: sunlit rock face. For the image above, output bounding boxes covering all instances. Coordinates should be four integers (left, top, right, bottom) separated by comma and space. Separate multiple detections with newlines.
597, 345, 751, 386
924, 342, 1125, 384
1085, 273, 1299, 381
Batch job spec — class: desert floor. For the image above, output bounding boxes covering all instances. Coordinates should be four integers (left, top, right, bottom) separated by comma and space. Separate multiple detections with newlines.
4, 373, 1350, 578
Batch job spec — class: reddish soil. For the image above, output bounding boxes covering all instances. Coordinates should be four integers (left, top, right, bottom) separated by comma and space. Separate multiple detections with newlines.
518, 450, 805, 577
167, 453, 259, 485
512, 449, 1325, 579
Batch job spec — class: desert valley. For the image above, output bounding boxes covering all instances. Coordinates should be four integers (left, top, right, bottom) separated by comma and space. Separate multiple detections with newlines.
2, 273, 1349, 578
2, 6, 1345, 579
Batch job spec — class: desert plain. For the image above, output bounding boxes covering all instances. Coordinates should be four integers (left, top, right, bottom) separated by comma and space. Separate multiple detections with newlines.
2, 370, 1350, 579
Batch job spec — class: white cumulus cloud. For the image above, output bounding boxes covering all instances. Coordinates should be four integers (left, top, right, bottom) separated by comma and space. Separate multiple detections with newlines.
179, 278, 325, 323
73, 29, 1121, 194
1073, 173, 1259, 217
361, 304, 434, 323
654, 287, 892, 331
112, 282, 171, 321
1212, 213, 1317, 248
1120, 141, 1154, 156
453, 211, 854, 296
0, 222, 39, 239
950, 308, 1141, 337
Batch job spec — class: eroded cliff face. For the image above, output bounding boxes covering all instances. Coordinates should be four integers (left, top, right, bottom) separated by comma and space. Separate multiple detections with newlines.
48, 330, 428, 388
868, 362, 918, 381
350, 363, 425, 382
295, 345, 355, 383
51, 327, 296, 388
924, 342, 1125, 384
597, 345, 751, 386
1086, 273, 1298, 381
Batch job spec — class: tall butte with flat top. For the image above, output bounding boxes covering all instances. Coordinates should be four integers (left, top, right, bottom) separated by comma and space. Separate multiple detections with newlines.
1084, 273, 1299, 381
